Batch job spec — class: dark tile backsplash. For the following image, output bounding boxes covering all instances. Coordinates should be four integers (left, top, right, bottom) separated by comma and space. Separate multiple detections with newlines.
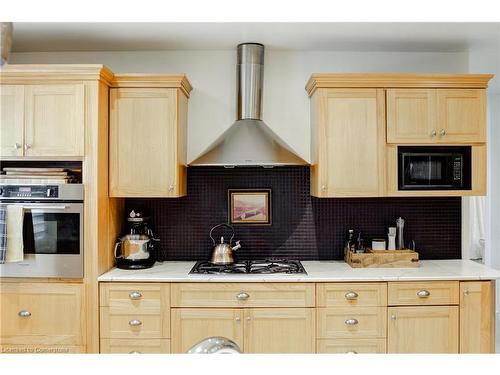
125, 166, 461, 261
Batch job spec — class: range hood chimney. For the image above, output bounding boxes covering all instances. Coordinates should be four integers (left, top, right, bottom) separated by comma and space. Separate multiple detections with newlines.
189, 43, 308, 167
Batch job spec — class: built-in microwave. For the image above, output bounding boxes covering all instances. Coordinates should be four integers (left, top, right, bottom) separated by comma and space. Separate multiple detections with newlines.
398, 146, 471, 190
0, 184, 83, 278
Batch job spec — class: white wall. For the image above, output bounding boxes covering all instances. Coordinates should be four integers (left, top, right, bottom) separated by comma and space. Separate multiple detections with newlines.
10, 50, 468, 163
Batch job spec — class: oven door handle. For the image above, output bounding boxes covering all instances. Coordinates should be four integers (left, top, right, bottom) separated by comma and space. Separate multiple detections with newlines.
21, 205, 69, 210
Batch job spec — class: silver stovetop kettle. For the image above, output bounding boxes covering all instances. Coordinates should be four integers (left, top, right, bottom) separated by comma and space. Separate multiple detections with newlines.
209, 223, 241, 265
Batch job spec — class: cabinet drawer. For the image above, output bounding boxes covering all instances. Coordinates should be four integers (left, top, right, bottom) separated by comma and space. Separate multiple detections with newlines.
317, 307, 386, 339
388, 281, 459, 306
171, 283, 315, 307
100, 307, 170, 339
317, 339, 386, 354
0, 283, 84, 346
317, 283, 387, 307
99, 283, 170, 313
100, 339, 170, 354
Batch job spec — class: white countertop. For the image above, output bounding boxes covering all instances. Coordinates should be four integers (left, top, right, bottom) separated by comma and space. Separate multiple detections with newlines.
98, 259, 500, 282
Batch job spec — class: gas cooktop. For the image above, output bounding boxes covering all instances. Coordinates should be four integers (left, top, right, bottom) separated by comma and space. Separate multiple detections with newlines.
189, 259, 306, 275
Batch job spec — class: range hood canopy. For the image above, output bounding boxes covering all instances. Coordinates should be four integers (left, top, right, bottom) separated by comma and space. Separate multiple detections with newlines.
190, 43, 308, 167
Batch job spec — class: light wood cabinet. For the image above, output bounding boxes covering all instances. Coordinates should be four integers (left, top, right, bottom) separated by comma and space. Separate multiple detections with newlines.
459, 281, 495, 353
171, 309, 243, 353
317, 282, 387, 307
24, 84, 85, 156
100, 338, 170, 354
171, 282, 315, 308
99, 283, 170, 341
317, 307, 386, 339
310, 88, 385, 197
0, 84, 85, 157
244, 308, 315, 353
317, 338, 386, 354
386, 89, 436, 143
388, 281, 459, 306
387, 88, 485, 144
0, 283, 85, 348
436, 89, 486, 143
387, 306, 459, 353
109, 76, 191, 197
0, 85, 24, 157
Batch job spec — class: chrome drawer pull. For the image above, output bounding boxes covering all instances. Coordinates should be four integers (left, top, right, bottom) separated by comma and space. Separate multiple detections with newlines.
345, 318, 359, 326
416, 289, 430, 298
129, 351, 142, 354
345, 291, 359, 300
18, 310, 31, 318
129, 319, 142, 326
345, 351, 358, 354
129, 291, 142, 300
236, 292, 250, 301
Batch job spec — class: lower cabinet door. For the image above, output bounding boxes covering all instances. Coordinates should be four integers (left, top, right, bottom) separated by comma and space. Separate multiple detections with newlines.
100, 339, 170, 354
388, 306, 459, 353
171, 309, 243, 353
317, 339, 386, 354
244, 308, 315, 353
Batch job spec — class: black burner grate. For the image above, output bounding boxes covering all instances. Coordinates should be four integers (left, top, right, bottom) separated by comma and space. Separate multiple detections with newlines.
189, 259, 307, 275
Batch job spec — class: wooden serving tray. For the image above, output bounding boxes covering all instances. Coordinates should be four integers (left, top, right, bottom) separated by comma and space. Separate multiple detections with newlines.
345, 248, 419, 268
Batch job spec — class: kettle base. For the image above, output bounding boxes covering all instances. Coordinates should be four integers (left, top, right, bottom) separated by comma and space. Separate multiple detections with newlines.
116, 259, 155, 270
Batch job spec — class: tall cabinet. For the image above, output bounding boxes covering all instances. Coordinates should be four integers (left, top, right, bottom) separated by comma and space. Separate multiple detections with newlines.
0, 65, 122, 353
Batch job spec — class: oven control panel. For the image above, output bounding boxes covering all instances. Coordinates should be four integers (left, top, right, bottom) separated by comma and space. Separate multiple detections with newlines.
0, 185, 59, 199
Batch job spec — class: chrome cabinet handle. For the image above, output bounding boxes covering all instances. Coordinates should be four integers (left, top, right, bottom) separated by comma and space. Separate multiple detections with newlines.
236, 292, 250, 301
14, 142, 21, 149
345, 291, 359, 300
345, 318, 359, 326
168, 185, 174, 192
235, 317, 241, 322
321, 185, 327, 192
24, 144, 32, 150
246, 316, 251, 322
463, 289, 470, 296
129, 291, 142, 300
18, 310, 31, 318
417, 289, 430, 298
390, 315, 396, 321
128, 319, 142, 326
430, 130, 437, 137
440, 129, 446, 136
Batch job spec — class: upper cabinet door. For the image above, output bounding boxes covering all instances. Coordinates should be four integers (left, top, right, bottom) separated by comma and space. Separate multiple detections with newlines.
0, 85, 25, 157
386, 89, 436, 143
312, 89, 385, 197
24, 84, 85, 157
436, 89, 486, 143
109, 88, 186, 197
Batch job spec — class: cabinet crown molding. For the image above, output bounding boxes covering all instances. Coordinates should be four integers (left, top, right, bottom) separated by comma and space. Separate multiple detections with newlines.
110, 74, 193, 97
306, 73, 494, 96
0, 64, 114, 85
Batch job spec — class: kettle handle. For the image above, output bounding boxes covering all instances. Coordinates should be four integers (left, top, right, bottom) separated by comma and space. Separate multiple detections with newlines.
114, 241, 123, 259
209, 223, 235, 245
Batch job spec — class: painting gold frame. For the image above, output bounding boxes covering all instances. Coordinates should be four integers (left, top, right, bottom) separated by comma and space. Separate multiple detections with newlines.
228, 189, 272, 225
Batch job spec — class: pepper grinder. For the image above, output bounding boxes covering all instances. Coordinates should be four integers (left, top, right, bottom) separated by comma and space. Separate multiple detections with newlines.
396, 217, 405, 250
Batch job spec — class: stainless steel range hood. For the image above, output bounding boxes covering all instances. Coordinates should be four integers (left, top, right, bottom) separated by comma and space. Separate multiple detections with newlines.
189, 43, 308, 167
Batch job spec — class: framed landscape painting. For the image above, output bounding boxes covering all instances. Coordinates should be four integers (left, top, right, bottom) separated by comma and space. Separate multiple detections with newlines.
228, 189, 272, 225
